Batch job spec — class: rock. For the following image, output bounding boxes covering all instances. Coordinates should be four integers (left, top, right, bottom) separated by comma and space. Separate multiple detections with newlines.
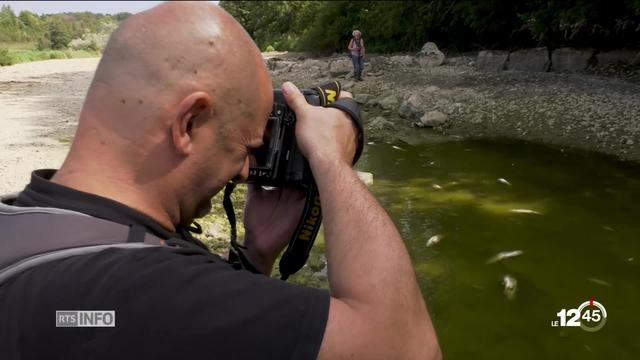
367, 116, 395, 131
448, 102, 463, 115
266, 58, 294, 71
596, 50, 639, 67
389, 55, 415, 67
415, 111, 448, 128
354, 93, 372, 104
424, 85, 440, 93
416, 42, 445, 67
302, 58, 326, 69
205, 222, 225, 240
508, 48, 550, 72
355, 171, 374, 185
340, 80, 355, 89
398, 94, 424, 120
378, 94, 398, 110
366, 56, 387, 70
476, 50, 509, 71
551, 48, 593, 72
329, 59, 352, 77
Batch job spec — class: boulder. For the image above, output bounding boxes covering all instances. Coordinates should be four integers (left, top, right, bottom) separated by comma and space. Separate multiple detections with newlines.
508, 48, 550, 72
378, 94, 399, 110
329, 59, 352, 77
476, 50, 509, 71
398, 94, 424, 120
266, 58, 295, 71
414, 111, 448, 128
354, 93, 372, 104
416, 42, 445, 67
596, 50, 639, 67
389, 55, 416, 67
367, 116, 395, 131
551, 48, 593, 72
302, 58, 326, 69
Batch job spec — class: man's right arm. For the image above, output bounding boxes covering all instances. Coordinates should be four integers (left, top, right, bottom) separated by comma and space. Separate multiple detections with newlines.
282, 82, 441, 360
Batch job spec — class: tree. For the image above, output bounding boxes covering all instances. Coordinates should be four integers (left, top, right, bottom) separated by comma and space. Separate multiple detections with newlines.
48, 21, 71, 49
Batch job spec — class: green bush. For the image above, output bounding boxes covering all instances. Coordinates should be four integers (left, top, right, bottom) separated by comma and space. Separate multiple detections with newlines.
265, 45, 276, 52
0, 48, 15, 66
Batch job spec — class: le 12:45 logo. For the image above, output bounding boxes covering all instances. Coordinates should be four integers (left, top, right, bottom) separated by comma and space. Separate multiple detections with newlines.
551, 298, 607, 332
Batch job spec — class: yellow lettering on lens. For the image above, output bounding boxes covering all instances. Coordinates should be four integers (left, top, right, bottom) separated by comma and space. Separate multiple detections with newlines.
326, 90, 337, 103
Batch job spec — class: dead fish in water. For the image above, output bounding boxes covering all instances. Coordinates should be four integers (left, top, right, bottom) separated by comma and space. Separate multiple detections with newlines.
487, 250, 524, 264
426, 234, 442, 247
587, 278, 612, 287
432, 184, 443, 190
601, 225, 615, 232
503, 275, 517, 300
392, 145, 405, 151
367, 142, 375, 145
509, 209, 542, 215
497, 178, 512, 186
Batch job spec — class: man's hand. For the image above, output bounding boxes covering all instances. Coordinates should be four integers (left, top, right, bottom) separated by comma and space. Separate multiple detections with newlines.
282, 82, 358, 167
242, 185, 306, 275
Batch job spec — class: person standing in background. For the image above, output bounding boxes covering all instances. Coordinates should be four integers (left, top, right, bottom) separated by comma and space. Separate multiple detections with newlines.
348, 30, 365, 81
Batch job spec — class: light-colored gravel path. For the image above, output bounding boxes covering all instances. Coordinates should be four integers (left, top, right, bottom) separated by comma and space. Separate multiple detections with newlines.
0, 58, 100, 194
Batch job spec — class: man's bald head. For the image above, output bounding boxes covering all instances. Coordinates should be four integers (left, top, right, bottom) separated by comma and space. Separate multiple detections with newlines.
85, 2, 267, 134
55, 2, 273, 229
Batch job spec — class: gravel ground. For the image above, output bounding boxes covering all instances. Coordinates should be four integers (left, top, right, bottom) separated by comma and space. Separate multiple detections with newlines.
0, 58, 99, 194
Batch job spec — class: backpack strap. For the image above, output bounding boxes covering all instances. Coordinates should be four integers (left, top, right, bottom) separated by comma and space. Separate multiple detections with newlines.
0, 197, 165, 285
0, 243, 156, 285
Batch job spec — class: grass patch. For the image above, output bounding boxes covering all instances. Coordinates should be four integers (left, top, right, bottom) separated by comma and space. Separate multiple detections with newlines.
0, 43, 99, 67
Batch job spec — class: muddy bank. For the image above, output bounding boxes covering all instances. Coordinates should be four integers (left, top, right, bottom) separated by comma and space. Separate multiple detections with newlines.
267, 52, 640, 162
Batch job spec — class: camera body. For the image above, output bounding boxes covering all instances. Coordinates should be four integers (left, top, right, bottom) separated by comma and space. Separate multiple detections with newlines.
247, 89, 322, 187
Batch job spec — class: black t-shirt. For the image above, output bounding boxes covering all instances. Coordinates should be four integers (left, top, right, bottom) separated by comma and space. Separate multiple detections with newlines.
0, 170, 330, 360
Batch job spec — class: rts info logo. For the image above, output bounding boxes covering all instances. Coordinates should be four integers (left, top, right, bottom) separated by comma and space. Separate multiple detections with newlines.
551, 298, 607, 332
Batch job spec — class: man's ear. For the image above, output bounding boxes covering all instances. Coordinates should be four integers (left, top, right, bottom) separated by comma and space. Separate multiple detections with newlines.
171, 91, 212, 155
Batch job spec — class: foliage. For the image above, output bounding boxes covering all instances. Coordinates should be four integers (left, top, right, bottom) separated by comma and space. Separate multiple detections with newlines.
0, 47, 13, 65
0, 5, 128, 50
220, 0, 640, 53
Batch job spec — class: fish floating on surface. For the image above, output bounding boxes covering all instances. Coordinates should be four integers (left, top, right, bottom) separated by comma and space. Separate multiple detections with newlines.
497, 178, 512, 186
426, 234, 442, 247
432, 184, 443, 190
367, 141, 375, 145
503, 275, 517, 300
509, 209, 542, 215
487, 250, 524, 264
587, 278, 612, 287
392, 145, 405, 151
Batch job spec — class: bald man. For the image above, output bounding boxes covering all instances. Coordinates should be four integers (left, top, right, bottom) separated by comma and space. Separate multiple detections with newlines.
0, 2, 440, 360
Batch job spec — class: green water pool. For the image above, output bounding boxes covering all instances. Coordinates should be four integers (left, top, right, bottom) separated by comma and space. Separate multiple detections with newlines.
355, 138, 640, 359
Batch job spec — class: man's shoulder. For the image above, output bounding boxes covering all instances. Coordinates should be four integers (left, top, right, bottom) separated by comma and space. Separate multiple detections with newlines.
0, 244, 330, 360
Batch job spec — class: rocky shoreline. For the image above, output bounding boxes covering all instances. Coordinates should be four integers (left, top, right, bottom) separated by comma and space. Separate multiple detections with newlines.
266, 46, 640, 162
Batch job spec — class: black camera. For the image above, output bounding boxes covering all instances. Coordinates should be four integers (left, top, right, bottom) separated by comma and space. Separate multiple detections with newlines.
247, 83, 338, 186
226, 81, 363, 280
